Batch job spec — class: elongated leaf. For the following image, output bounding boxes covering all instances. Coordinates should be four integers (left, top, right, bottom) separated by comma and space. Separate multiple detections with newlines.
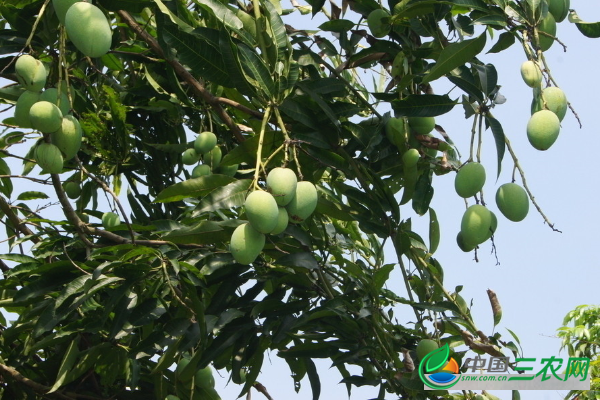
568, 10, 600, 38
473, 63, 498, 97
319, 19, 355, 32
154, 175, 236, 203
160, 20, 230, 87
278, 342, 339, 358
391, 94, 456, 117
487, 31, 516, 53
373, 264, 394, 290
485, 115, 506, 178
305, 358, 321, 400
162, 221, 229, 245
195, 179, 252, 214
219, 30, 257, 97
276, 253, 318, 270
429, 208, 440, 254
412, 173, 434, 216
97, 0, 152, 12
237, 44, 276, 99
48, 337, 80, 393
422, 33, 487, 84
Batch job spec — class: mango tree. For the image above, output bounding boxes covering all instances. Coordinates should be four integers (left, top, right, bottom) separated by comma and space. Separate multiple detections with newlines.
0, 0, 597, 399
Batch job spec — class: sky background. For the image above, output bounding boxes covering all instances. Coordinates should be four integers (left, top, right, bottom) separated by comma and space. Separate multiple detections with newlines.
1, 1, 598, 400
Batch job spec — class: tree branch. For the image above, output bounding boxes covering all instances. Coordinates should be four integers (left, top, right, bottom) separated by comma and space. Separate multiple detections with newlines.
0, 195, 40, 243
0, 362, 110, 400
117, 10, 246, 143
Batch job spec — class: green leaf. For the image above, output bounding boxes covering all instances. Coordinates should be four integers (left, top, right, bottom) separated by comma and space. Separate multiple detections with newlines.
129, 298, 167, 327
319, 19, 355, 32
485, 115, 506, 178
473, 63, 498, 97
422, 33, 487, 84
373, 264, 394, 290
195, 179, 252, 214
305, 0, 326, 16
429, 208, 440, 254
412, 173, 434, 216
276, 253, 318, 270
160, 20, 230, 87
568, 10, 600, 38
154, 175, 236, 203
305, 358, 322, 400
16, 191, 49, 200
487, 31, 516, 53
278, 342, 339, 358
48, 337, 80, 393
97, 0, 152, 12
162, 221, 229, 245
391, 94, 456, 117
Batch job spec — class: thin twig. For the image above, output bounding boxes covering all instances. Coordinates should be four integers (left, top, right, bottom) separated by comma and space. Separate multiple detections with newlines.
504, 136, 561, 232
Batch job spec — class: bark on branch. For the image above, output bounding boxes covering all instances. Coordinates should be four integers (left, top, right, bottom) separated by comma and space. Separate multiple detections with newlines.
117, 10, 247, 142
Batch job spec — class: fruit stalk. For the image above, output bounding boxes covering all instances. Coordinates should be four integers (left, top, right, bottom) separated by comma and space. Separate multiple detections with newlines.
503, 136, 560, 232
253, 106, 272, 190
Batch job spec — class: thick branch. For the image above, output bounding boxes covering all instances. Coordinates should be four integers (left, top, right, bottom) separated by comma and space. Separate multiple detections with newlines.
117, 10, 246, 142
0, 363, 110, 400
0, 195, 40, 243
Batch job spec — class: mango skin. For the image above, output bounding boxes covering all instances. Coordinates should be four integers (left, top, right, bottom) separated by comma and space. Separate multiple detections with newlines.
51, 115, 82, 160
194, 131, 217, 154
483, 211, 498, 241
192, 164, 211, 178
245, 190, 279, 234
407, 117, 436, 135
386, 117, 407, 148
266, 167, 297, 206
195, 366, 215, 389
402, 148, 420, 168
102, 212, 120, 229
230, 223, 265, 265
527, 109, 560, 151
416, 339, 438, 360
454, 162, 486, 198
29, 101, 63, 133
15, 55, 46, 92
182, 148, 200, 165
52, 0, 80, 24
367, 9, 391, 38
456, 231, 476, 252
40, 88, 70, 116
270, 207, 289, 235
548, 0, 570, 22
63, 181, 81, 199
538, 12, 556, 52
460, 204, 492, 247
286, 181, 318, 223
65, 3, 112, 58
35, 143, 64, 174
532, 86, 567, 121
205, 146, 222, 169
14, 91, 41, 128
496, 183, 529, 222
520, 61, 542, 88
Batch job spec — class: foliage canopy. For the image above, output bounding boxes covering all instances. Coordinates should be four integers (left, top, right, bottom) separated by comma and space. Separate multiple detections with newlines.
0, 0, 597, 399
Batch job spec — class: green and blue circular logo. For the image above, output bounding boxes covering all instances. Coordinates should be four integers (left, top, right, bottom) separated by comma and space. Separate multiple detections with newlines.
418, 343, 460, 389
